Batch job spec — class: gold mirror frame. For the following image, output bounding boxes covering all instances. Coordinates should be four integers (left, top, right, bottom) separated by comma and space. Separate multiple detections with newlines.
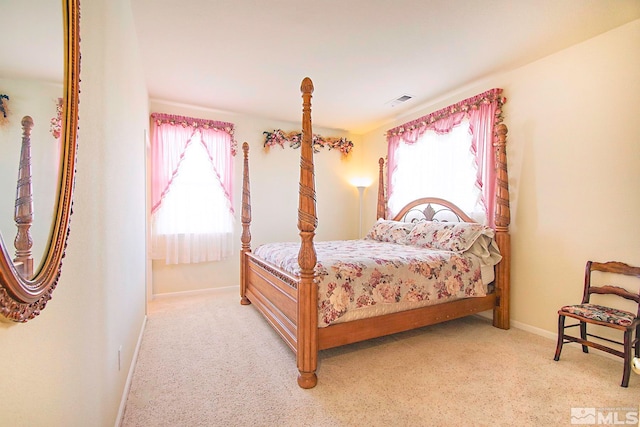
0, 0, 80, 322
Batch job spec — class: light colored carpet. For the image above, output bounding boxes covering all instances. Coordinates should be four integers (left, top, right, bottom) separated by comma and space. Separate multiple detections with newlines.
121, 287, 639, 427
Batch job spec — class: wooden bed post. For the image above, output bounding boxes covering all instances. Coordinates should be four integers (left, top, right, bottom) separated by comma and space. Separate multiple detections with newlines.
14, 116, 35, 278
240, 142, 251, 305
493, 123, 511, 329
297, 77, 318, 388
376, 157, 386, 220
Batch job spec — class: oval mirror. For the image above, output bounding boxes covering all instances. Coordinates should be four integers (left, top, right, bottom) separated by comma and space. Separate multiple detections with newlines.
0, 0, 80, 322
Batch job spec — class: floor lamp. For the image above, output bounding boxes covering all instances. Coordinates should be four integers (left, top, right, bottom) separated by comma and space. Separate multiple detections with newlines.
357, 185, 366, 238
351, 178, 371, 238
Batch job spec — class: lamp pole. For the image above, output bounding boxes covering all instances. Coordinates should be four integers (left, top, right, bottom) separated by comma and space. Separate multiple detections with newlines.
357, 186, 366, 238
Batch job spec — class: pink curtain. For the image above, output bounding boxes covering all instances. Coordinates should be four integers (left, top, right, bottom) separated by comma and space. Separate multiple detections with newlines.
150, 113, 236, 216
386, 89, 505, 227
200, 128, 234, 215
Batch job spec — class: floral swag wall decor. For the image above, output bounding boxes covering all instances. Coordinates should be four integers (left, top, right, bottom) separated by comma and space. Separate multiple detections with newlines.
264, 129, 353, 156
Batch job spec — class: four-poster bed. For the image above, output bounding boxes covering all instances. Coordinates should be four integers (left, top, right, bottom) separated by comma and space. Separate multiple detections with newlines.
240, 77, 511, 388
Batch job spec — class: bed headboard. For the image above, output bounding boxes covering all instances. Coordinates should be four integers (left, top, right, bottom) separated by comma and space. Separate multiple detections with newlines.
391, 197, 475, 224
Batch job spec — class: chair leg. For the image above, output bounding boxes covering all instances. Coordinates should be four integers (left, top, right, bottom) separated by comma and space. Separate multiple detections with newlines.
554, 315, 565, 361
635, 325, 639, 358
622, 330, 631, 388
579, 321, 588, 353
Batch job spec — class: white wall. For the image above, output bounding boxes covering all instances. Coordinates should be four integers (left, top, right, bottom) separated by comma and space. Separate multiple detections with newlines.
150, 100, 364, 295
0, 0, 149, 425
361, 19, 640, 334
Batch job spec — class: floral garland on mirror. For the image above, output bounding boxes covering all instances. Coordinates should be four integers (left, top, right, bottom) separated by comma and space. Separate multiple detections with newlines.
50, 97, 63, 139
0, 94, 9, 127
264, 129, 353, 156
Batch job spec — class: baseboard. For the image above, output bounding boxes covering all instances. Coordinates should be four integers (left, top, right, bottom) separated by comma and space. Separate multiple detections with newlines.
476, 312, 622, 363
115, 314, 148, 427
152, 285, 240, 300
510, 318, 557, 340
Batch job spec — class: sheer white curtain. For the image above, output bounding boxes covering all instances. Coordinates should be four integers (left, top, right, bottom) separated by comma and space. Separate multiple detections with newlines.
387, 118, 486, 223
150, 113, 236, 264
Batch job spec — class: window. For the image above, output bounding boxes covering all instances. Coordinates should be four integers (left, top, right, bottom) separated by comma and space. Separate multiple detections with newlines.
150, 113, 236, 264
386, 89, 506, 226
388, 118, 485, 222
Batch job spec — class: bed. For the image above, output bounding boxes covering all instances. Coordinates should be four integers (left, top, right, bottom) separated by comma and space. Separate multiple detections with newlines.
240, 77, 511, 388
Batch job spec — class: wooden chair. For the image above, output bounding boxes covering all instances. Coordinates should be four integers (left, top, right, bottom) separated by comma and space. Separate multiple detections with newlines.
554, 261, 640, 387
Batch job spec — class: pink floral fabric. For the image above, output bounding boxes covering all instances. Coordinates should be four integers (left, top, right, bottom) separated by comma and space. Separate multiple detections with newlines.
365, 219, 417, 244
561, 304, 637, 327
253, 240, 486, 327
407, 221, 494, 252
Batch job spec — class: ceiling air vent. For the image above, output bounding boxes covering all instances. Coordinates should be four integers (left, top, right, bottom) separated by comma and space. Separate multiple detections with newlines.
385, 94, 413, 107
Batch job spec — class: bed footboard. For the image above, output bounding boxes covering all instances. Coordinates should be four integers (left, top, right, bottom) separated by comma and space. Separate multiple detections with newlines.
244, 253, 298, 351
239, 79, 320, 389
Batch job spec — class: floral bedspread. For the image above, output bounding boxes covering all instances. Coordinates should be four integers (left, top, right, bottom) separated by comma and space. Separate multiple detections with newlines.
253, 240, 485, 327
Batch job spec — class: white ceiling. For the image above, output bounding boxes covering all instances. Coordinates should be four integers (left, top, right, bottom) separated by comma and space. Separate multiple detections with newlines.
4, 1, 639, 135
131, 0, 640, 134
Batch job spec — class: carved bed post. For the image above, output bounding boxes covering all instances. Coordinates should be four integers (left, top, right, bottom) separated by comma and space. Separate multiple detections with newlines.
377, 157, 386, 220
14, 116, 34, 278
493, 123, 511, 329
240, 142, 251, 305
297, 77, 318, 388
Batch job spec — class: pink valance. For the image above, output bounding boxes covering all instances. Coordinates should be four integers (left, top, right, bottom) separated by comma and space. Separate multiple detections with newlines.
150, 113, 236, 215
151, 113, 237, 152
386, 89, 506, 227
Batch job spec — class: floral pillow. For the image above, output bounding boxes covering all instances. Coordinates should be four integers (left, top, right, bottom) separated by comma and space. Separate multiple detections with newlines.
365, 219, 416, 244
406, 221, 493, 252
